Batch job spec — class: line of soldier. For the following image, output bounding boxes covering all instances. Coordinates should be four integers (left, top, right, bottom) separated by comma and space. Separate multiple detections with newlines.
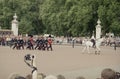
10, 36, 53, 51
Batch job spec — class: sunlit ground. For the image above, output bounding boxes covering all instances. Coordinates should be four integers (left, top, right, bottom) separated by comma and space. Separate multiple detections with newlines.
0, 45, 120, 79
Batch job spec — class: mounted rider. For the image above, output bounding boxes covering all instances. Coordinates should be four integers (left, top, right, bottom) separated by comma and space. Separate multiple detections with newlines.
91, 35, 96, 48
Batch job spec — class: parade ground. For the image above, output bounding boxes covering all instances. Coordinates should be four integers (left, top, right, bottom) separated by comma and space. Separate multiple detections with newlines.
0, 45, 120, 79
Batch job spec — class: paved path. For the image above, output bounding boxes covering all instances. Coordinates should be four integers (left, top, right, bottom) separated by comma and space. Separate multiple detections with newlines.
0, 45, 120, 79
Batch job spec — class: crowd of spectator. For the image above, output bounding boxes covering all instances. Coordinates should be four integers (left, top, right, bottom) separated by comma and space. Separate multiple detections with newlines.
9, 68, 120, 79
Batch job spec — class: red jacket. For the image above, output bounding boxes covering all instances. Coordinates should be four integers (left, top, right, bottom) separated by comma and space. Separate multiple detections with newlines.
48, 39, 52, 45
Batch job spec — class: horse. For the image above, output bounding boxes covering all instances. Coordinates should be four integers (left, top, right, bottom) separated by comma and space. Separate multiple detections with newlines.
82, 37, 104, 55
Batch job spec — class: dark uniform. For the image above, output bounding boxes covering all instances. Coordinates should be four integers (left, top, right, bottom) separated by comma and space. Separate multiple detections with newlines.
91, 39, 95, 48
35, 38, 40, 50
12, 38, 18, 49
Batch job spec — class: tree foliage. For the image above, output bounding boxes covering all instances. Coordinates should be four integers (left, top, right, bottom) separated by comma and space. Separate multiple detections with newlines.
0, 0, 120, 36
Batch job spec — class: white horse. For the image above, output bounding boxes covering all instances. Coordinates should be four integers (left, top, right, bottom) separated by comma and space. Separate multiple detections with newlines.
82, 38, 104, 54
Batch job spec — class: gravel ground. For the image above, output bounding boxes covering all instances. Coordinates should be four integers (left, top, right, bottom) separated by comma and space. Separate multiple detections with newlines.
0, 45, 120, 79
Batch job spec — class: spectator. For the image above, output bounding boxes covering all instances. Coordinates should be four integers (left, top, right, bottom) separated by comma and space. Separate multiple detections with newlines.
57, 75, 65, 79
101, 68, 116, 79
76, 76, 85, 79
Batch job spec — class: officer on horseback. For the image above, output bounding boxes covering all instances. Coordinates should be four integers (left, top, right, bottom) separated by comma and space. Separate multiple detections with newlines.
91, 35, 96, 48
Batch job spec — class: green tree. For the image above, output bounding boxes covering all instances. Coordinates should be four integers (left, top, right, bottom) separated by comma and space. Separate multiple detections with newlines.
97, 0, 120, 35
0, 0, 120, 36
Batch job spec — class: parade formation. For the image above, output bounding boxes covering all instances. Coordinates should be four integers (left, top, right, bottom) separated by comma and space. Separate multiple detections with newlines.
3, 35, 53, 51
